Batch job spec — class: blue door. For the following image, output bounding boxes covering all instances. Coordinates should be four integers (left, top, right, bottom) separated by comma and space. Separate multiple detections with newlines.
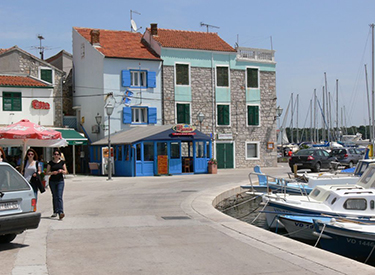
194, 141, 208, 173
169, 141, 182, 174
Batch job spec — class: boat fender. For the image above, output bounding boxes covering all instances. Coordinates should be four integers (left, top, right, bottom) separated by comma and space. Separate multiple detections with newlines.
312, 231, 332, 239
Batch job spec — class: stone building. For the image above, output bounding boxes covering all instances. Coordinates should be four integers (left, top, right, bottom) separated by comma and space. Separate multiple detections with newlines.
143, 24, 277, 168
0, 46, 65, 127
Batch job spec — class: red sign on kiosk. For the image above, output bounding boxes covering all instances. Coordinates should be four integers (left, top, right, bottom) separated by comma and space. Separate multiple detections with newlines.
32, 100, 50, 110
172, 124, 196, 136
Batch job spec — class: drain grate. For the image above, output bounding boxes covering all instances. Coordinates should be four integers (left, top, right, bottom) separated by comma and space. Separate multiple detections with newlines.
161, 216, 191, 220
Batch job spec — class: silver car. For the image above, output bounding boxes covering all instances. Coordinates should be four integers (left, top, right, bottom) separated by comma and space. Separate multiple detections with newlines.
0, 162, 41, 243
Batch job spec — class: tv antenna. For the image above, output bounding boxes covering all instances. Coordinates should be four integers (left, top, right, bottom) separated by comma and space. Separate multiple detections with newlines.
200, 22, 219, 33
130, 10, 142, 32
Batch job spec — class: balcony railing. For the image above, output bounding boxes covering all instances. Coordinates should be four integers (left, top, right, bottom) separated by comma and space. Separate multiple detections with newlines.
236, 47, 275, 63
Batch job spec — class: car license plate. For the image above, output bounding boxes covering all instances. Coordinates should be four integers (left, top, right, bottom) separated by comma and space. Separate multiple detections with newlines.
0, 201, 19, 211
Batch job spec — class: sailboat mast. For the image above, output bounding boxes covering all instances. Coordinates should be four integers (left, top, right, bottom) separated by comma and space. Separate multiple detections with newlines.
325, 72, 330, 142
336, 79, 339, 140
322, 86, 326, 141
371, 23, 375, 142
365, 64, 371, 141
296, 94, 299, 143
314, 89, 317, 142
310, 99, 313, 142
291, 93, 294, 143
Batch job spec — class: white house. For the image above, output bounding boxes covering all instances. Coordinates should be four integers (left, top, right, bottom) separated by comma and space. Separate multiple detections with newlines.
72, 27, 162, 142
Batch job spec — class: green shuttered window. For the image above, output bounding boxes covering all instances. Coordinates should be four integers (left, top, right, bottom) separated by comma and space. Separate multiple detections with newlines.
41, 69, 53, 83
176, 103, 190, 124
3, 92, 21, 111
176, 64, 189, 85
247, 68, 259, 88
216, 66, 229, 87
248, 105, 259, 126
217, 105, 230, 125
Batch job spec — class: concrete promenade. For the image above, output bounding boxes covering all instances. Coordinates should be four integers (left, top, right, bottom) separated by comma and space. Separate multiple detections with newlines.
3, 163, 375, 274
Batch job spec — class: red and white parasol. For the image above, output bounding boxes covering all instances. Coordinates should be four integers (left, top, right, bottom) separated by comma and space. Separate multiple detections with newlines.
0, 119, 67, 161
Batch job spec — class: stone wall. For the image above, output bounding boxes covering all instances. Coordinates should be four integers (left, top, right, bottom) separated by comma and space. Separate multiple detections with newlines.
162, 65, 277, 168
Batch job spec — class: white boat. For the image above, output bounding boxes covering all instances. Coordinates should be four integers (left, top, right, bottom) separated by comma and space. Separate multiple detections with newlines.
313, 218, 375, 263
242, 159, 375, 195
262, 163, 375, 230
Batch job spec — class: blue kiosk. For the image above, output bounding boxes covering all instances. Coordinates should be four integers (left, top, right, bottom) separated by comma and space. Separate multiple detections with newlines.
90, 125, 212, 177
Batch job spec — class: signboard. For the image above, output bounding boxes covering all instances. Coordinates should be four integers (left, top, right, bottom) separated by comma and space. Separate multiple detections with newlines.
32, 100, 50, 110
172, 124, 196, 136
217, 133, 233, 140
157, 155, 168, 175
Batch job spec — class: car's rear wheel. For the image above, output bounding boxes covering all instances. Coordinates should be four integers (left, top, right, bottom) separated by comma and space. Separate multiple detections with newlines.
348, 161, 354, 168
0, 234, 17, 243
312, 162, 321, 172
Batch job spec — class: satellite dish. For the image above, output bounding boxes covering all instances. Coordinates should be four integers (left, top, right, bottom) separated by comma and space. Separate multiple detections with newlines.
131, 19, 137, 32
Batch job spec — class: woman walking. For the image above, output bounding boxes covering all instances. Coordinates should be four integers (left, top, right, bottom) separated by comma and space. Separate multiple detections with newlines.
0, 147, 7, 162
22, 149, 44, 200
46, 149, 67, 220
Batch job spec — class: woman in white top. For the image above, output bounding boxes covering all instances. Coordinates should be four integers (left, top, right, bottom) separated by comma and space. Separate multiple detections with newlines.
22, 149, 44, 200
0, 147, 6, 163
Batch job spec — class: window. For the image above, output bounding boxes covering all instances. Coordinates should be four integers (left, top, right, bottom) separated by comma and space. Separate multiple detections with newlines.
144, 142, 154, 161
3, 92, 21, 111
344, 199, 367, 210
216, 66, 229, 87
246, 142, 259, 159
132, 108, 147, 123
176, 64, 189, 85
123, 107, 157, 124
171, 142, 180, 159
131, 71, 147, 87
247, 68, 259, 88
247, 105, 259, 126
196, 142, 205, 158
176, 103, 190, 124
40, 68, 53, 84
217, 105, 230, 126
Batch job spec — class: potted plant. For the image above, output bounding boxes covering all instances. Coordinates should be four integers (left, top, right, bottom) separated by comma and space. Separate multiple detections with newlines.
208, 158, 217, 174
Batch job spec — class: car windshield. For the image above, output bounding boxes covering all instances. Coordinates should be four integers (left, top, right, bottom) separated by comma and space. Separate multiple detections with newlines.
0, 165, 31, 192
331, 149, 345, 156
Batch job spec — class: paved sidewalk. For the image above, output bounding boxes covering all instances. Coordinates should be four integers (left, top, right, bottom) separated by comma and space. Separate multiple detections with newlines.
4, 163, 375, 274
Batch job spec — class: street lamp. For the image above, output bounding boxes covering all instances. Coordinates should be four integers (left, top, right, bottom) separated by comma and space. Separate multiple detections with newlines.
105, 103, 114, 180
95, 113, 102, 133
197, 112, 205, 131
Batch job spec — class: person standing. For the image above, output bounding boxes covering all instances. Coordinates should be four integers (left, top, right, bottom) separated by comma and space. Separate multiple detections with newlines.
46, 149, 67, 220
0, 147, 7, 162
22, 149, 45, 200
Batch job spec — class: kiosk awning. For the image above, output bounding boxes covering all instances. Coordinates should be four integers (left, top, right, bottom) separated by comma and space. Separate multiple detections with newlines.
56, 128, 88, 145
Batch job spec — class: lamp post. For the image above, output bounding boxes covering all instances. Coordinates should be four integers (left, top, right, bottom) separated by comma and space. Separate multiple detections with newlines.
95, 113, 102, 133
197, 112, 205, 131
275, 106, 284, 155
105, 103, 114, 180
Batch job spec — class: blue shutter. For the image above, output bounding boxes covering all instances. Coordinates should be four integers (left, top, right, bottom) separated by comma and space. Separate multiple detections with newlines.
123, 107, 132, 124
147, 71, 156, 88
122, 70, 131, 87
148, 107, 157, 124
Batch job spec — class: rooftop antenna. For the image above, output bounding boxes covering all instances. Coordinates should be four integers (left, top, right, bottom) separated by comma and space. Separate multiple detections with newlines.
130, 10, 142, 32
200, 22, 219, 33
37, 34, 45, 60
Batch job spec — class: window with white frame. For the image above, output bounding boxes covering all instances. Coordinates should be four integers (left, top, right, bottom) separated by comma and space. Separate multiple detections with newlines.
39, 67, 53, 84
246, 142, 259, 159
217, 104, 230, 126
131, 70, 147, 87
216, 66, 229, 87
246, 68, 259, 88
132, 107, 148, 123
176, 103, 190, 124
175, 63, 189, 85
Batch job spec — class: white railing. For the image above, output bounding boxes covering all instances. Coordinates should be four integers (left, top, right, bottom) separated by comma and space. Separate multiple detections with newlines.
236, 47, 275, 63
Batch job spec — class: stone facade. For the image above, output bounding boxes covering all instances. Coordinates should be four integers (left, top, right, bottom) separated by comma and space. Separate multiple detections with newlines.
163, 65, 277, 168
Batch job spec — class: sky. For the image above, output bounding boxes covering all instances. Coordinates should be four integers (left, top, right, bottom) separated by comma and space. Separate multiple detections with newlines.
1, 0, 375, 127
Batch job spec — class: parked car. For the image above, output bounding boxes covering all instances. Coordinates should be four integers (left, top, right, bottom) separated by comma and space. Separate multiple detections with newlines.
289, 148, 338, 172
0, 162, 41, 243
330, 147, 363, 168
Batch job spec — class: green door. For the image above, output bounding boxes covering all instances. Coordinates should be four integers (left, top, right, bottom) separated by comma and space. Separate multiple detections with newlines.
216, 143, 234, 169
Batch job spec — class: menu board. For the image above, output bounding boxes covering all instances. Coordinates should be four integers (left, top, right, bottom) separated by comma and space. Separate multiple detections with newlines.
157, 155, 168, 175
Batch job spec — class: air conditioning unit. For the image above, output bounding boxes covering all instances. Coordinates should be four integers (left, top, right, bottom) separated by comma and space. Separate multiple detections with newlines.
92, 125, 99, 133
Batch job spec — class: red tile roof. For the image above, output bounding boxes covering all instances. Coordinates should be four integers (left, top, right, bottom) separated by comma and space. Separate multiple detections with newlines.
0, 75, 50, 87
149, 28, 236, 52
74, 27, 161, 60
0, 48, 11, 55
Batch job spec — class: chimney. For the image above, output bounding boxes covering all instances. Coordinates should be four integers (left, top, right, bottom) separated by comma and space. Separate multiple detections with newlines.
150, 23, 158, 36
90, 29, 100, 46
